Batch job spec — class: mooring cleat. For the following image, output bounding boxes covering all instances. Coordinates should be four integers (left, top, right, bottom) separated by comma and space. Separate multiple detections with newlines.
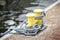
9, 9, 47, 36
24, 27, 39, 36
40, 24, 47, 31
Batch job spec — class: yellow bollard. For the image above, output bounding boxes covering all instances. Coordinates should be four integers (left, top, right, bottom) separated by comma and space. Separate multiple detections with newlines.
26, 13, 35, 28
33, 9, 43, 25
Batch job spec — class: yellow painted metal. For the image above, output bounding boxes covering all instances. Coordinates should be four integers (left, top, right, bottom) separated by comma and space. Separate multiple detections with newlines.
26, 13, 36, 28
33, 9, 43, 25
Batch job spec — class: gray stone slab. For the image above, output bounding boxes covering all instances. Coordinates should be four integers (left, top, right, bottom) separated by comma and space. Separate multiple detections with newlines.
15, 14, 27, 21
4, 20, 16, 25
25, 0, 57, 12
25, 6, 45, 11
